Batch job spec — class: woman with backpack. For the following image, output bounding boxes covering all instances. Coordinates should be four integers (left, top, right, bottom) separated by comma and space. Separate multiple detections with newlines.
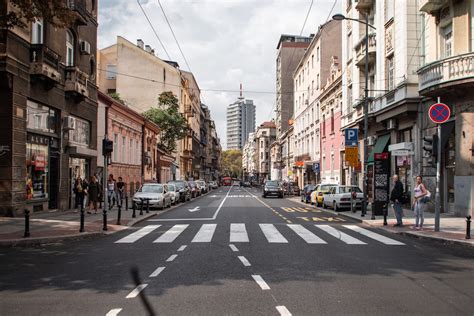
413, 175, 428, 230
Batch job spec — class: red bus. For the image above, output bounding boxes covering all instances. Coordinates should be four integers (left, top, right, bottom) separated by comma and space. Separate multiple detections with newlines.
222, 177, 232, 186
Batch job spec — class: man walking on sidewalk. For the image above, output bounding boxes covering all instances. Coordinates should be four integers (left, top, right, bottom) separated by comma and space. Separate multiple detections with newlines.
390, 174, 404, 227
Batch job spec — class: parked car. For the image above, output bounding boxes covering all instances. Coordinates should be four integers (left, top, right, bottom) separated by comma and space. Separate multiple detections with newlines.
133, 183, 172, 210
284, 182, 300, 196
301, 184, 316, 203
262, 180, 283, 198
167, 183, 180, 205
322, 185, 364, 211
311, 184, 336, 206
188, 181, 201, 198
167, 180, 191, 202
208, 181, 218, 189
196, 180, 208, 194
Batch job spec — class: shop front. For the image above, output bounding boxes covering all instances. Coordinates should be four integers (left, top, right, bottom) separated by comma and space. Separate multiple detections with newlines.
26, 134, 50, 212
389, 142, 414, 203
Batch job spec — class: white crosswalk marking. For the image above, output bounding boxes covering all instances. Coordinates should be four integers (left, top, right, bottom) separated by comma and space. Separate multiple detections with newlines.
115, 225, 161, 243
343, 225, 405, 245
287, 224, 327, 244
315, 225, 366, 245
230, 223, 249, 242
153, 224, 189, 243
192, 224, 217, 243
259, 224, 288, 243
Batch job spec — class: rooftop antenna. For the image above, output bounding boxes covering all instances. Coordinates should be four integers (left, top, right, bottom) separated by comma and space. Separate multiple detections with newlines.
239, 83, 244, 99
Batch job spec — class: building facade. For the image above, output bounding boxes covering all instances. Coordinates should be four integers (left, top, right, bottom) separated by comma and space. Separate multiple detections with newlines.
255, 121, 277, 182
226, 96, 256, 150
0, 0, 98, 215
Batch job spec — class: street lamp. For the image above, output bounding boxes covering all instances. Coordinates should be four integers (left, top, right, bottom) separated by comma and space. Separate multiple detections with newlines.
332, 13, 375, 217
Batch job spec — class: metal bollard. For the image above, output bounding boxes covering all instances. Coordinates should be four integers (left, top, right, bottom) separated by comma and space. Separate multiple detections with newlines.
103, 208, 108, 231
24, 209, 30, 238
140, 198, 144, 216
116, 204, 122, 225
466, 216, 471, 240
146, 199, 150, 214
132, 200, 136, 218
79, 202, 85, 233
125, 195, 129, 211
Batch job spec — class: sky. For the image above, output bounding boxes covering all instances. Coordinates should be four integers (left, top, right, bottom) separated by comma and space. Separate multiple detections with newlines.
98, 0, 341, 149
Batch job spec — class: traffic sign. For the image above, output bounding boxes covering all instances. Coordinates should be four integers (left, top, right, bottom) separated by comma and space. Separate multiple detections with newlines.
345, 128, 358, 147
345, 147, 359, 166
429, 103, 450, 124
312, 162, 320, 174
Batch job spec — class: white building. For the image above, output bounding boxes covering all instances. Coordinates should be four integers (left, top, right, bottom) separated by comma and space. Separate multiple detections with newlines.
226, 97, 256, 150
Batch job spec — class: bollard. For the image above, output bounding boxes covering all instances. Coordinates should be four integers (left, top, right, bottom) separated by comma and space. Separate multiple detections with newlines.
146, 198, 150, 214
132, 200, 136, 218
116, 204, 122, 225
79, 201, 85, 233
140, 198, 144, 216
103, 208, 108, 231
125, 194, 129, 211
466, 216, 471, 240
24, 209, 30, 238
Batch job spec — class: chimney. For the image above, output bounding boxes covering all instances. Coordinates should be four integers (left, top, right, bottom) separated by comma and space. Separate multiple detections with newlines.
137, 39, 144, 49
145, 45, 152, 53
151, 49, 155, 56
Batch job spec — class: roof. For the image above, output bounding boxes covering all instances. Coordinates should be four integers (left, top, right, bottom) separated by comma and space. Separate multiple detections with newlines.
259, 121, 276, 128
276, 34, 313, 49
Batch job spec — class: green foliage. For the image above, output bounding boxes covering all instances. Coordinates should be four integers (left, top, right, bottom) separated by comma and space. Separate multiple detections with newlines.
108, 92, 125, 105
1, 0, 75, 29
143, 92, 188, 153
221, 150, 242, 178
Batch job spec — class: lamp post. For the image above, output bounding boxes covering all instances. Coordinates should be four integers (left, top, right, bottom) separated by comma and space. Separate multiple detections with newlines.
333, 13, 376, 217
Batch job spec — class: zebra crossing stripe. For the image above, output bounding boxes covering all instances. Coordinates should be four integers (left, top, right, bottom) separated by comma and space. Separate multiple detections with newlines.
230, 223, 249, 242
153, 224, 189, 243
287, 224, 327, 244
192, 224, 217, 243
259, 224, 288, 243
315, 225, 366, 245
343, 225, 405, 245
115, 225, 161, 243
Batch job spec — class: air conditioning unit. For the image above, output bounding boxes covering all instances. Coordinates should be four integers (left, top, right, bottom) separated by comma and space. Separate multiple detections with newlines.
80, 40, 91, 55
367, 135, 377, 146
386, 118, 397, 130
63, 116, 76, 130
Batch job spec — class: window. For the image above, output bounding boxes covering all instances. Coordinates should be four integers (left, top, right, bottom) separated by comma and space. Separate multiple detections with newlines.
311, 80, 314, 95
163, 69, 166, 81
69, 117, 90, 146
317, 46, 320, 61
316, 74, 320, 90
66, 30, 74, 66
322, 115, 326, 137
26, 142, 49, 200
386, 56, 395, 90
330, 109, 334, 133
113, 134, 118, 162
106, 64, 117, 79
442, 23, 453, 58
27, 101, 57, 133
129, 139, 133, 164
31, 18, 43, 44
311, 54, 314, 68
122, 137, 126, 162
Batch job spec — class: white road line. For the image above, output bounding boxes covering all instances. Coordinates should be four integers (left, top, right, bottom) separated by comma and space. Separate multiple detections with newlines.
115, 225, 161, 243
105, 308, 122, 316
251, 275, 270, 290
211, 186, 232, 220
149, 266, 165, 277
166, 254, 178, 262
276, 306, 292, 316
238, 256, 251, 267
229, 244, 239, 252
125, 284, 148, 298
315, 225, 366, 245
343, 225, 405, 245
153, 224, 189, 243
192, 224, 217, 242
259, 224, 288, 243
177, 245, 187, 251
230, 223, 249, 242
287, 224, 327, 244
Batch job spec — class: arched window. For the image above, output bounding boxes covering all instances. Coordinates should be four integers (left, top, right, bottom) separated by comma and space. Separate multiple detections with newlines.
66, 30, 74, 66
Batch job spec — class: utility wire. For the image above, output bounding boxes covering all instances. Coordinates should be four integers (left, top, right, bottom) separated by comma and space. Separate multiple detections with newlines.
137, 0, 172, 60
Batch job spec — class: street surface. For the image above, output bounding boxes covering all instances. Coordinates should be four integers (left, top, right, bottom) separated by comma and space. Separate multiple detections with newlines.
1, 185, 473, 315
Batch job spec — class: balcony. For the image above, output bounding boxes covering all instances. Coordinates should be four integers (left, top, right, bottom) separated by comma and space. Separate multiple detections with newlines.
30, 44, 62, 87
417, 53, 474, 96
64, 66, 89, 101
355, 0, 374, 13
419, 0, 448, 15
354, 33, 376, 69
67, 0, 88, 25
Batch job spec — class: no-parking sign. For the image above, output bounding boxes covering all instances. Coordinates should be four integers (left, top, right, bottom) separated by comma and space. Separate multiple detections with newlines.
429, 103, 450, 124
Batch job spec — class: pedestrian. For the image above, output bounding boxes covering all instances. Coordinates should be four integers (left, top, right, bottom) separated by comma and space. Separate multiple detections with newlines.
73, 177, 83, 210
82, 177, 89, 211
107, 174, 117, 210
390, 174, 404, 227
413, 175, 428, 230
87, 176, 99, 214
117, 176, 125, 207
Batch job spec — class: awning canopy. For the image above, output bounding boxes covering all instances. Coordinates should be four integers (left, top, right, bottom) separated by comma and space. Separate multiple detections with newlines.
367, 134, 391, 163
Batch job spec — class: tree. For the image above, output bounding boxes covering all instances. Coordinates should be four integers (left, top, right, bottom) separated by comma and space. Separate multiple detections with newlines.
108, 92, 125, 105
142, 91, 188, 153
1, 0, 75, 29
221, 150, 242, 178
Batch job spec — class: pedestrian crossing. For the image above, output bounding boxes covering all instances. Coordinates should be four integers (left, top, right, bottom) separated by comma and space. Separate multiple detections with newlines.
115, 223, 405, 246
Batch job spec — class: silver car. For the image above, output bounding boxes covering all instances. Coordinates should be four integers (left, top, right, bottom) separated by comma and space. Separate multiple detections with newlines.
133, 183, 172, 210
167, 184, 180, 205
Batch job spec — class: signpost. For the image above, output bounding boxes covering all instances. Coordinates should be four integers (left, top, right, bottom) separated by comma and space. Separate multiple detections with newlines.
345, 147, 359, 167
373, 152, 390, 225
428, 100, 450, 232
345, 128, 359, 213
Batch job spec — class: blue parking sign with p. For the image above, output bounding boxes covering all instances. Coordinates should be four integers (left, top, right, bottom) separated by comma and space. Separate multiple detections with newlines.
345, 129, 358, 147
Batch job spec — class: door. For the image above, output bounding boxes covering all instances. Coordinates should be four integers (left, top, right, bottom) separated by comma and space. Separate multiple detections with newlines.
48, 154, 59, 209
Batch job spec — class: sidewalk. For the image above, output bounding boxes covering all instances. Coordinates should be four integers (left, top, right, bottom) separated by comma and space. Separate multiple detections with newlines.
0, 202, 162, 247
288, 197, 473, 246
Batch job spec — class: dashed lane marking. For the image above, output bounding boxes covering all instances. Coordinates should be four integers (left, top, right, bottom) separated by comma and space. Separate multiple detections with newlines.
251, 275, 270, 290
229, 244, 239, 252
125, 284, 148, 298
238, 256, 251, 267
276, 305, 292, 316
149, 266, 166, 277
166, 254, 178, 262
106, 308, 122, 316
177, 245, 187, 251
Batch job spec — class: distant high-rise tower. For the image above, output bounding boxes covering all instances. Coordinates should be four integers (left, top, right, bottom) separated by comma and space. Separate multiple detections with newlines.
226, 86, 256, 150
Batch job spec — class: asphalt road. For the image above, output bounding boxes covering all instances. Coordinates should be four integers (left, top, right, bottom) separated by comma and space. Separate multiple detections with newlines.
1, 185, 473, 316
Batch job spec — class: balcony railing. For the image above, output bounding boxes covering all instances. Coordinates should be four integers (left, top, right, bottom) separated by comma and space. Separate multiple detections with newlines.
64, 66, 89, 100
418, 52, 474, 94
354, 33, 376, 68
30, 44, 62, 84
67, 0, 88, 24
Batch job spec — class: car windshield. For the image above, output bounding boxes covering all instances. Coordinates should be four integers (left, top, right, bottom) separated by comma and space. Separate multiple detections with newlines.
168, 184, 175, 192
320, 185, 333, 191
266, 181, 279, 187
140, 185, 163, 193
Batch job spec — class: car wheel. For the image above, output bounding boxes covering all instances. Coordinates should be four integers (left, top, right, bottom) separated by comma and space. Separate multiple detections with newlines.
333, 201, 339, 211
159, 202, 164, 210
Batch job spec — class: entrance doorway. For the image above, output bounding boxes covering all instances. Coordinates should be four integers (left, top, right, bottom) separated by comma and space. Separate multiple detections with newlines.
69, 157, 90, 209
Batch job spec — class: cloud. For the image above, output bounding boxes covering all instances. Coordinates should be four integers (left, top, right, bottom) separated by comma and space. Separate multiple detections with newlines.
99, 0, 341, 149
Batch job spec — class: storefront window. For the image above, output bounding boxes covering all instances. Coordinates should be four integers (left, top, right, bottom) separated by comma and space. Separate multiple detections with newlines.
26, 141, 49, 200
69, 117, 90, 146
27, 100, 57, 134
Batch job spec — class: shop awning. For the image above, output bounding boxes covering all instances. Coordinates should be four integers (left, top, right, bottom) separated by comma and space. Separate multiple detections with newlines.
367, 134, 391, 163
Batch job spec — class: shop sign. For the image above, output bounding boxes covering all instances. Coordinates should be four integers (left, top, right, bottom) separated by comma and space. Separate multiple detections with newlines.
373, 152, 390, 216
295, 161, 304, 167
391, 149, 414, 156
27, 134, 50, 146
34, 153, 46, 171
